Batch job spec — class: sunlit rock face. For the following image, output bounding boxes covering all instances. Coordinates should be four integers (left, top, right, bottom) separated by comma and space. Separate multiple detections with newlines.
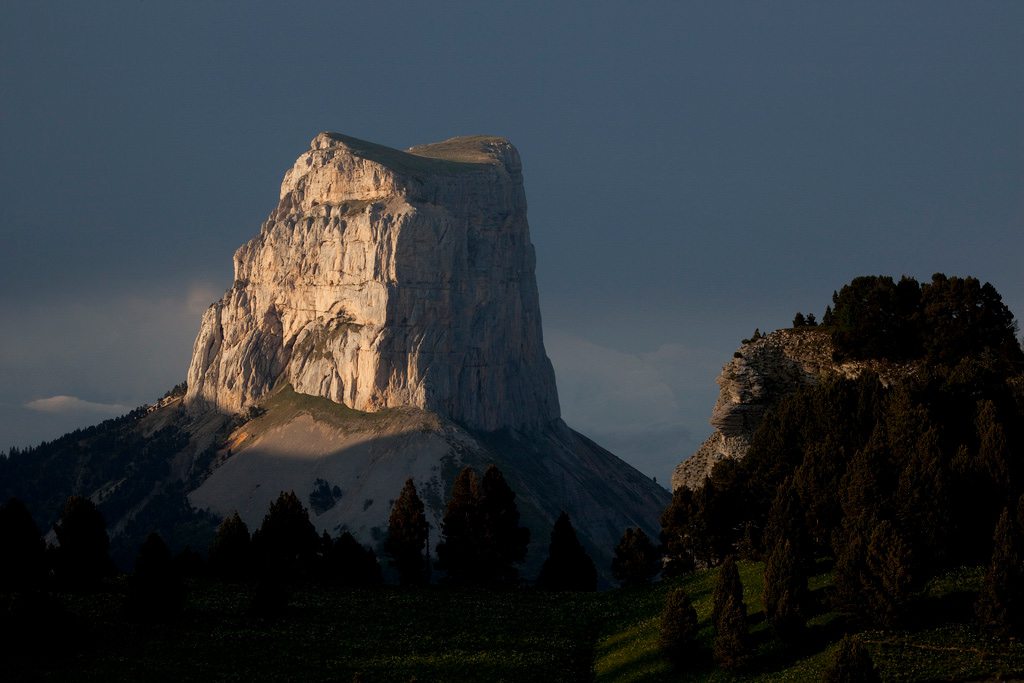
185, 132, 560, 432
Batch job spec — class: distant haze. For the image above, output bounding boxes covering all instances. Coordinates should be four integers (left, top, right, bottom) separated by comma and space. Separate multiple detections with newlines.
2, 2, 1022, 486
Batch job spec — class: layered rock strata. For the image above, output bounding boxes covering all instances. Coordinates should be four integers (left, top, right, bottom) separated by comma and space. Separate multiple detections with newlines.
186, 133, 559, 433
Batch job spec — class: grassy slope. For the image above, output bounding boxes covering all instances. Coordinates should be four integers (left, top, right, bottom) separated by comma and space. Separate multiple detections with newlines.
594, 562, 1024, 682
12, 563, 1024, 682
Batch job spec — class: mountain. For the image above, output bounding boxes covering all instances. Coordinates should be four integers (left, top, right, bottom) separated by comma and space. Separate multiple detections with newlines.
2, 133, 668, 579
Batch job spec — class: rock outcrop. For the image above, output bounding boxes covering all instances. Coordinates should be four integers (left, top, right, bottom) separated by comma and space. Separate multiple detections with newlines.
186, 133, 559, 433
179, 132, 669, 580
671, 328, 917, 491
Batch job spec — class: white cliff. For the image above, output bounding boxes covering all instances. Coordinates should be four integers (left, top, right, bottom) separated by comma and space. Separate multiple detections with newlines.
185, 133, 559, 433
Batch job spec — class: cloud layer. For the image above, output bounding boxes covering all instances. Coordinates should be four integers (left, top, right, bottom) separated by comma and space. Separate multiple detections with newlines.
25, 395, 128, 416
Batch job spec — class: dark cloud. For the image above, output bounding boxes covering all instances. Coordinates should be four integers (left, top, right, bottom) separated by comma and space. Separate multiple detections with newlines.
2, 2, 1022, 482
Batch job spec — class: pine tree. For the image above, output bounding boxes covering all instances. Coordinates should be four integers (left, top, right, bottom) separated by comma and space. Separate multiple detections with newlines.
252, 491, 319, 580
712, 555, 743, 627
976, 500, 1024, 637
659, 487, 700, 576
127, 532, 184, 621
208, 511, 252, 580
384, 479, 430, 585
660, 587, 700, 664
536, 512, 597, 591
611, 528, 660, 587
436, 467, 482, 585
712, 555, 749, 669
478, 465, 529, 586
327, 532, 383, 587
822, 305, 834, 326
0, 497, 46, 590
824, 635, 881, 683
715, 595, 749, 669
861, 520, 913, 627
53, 496, 113, 589
763, 537, 807, 644
895, 428, 951, 574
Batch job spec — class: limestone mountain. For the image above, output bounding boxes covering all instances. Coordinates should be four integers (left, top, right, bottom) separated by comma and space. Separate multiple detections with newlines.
2, 133, 668, 580
186, 133, 558, 433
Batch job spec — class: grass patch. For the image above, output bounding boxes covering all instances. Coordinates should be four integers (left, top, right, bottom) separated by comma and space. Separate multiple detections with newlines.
246, 385, 439, 436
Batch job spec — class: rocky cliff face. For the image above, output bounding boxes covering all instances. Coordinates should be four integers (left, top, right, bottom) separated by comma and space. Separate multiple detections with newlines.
186, 133, 559, 433
671, 328, 916, 491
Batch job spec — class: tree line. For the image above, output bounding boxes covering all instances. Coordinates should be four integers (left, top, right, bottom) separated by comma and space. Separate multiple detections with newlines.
0, 462, 671, 613
658, 273, 1024, 672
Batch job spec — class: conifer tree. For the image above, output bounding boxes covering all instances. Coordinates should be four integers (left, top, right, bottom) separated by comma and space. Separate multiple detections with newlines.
436, 467, 482, 584
659, 487, 700, 576
763, 537, 807, 644
327, 532, 383, 587
478, 465, 529, 586
385, 479, 430, 585
895, 428, 951, 574
127, 532, 183, 621
712, 555, 744, 628
660, 587, 700, 664
611, 528, 660, 587
536, 512, 596, 591
252, 491, 319, 580
208, 511, 251, 580
862, 520, 913, 627
53, 496, 113, 588
976, 500, 1024, 637
0, 497, 46, 590
825, 635, 882, 683
712, 556, 749, 670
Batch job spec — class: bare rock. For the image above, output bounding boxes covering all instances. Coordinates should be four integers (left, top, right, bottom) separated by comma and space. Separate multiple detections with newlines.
185, 133, 559, 433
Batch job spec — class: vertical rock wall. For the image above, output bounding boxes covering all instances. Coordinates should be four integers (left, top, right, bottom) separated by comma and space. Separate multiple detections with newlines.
186, 132, 560, 432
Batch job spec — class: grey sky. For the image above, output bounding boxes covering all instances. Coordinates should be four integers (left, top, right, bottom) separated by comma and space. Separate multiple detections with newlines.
2, 2, 1022, 485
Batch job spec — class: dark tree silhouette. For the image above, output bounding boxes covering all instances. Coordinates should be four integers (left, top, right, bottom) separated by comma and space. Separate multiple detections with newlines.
127, 532, 184, 621
792, 312, 806, 327
712, 557, 753, 671
863, 520, 913, 627
208, 511, 252, 580
660, 487, 701, 576
535, 512, 596, 591
976, 500, 1024, 637
385, 479, 430, 585
611, 528, 660, 587
478, 465, 530, 586
660, 587, 700, 665
53, 496, 112, 588
326, 532, 382, 587
824, 635, 882, 683
763, 537, 807, 644
830, 275, 921, 360
0, 497, 46, 590
436, 467, 482, 585
713, 556, 749, 670
712, 555, 743, 627
919, 273, 1023, 366
252, 491, 319, 581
